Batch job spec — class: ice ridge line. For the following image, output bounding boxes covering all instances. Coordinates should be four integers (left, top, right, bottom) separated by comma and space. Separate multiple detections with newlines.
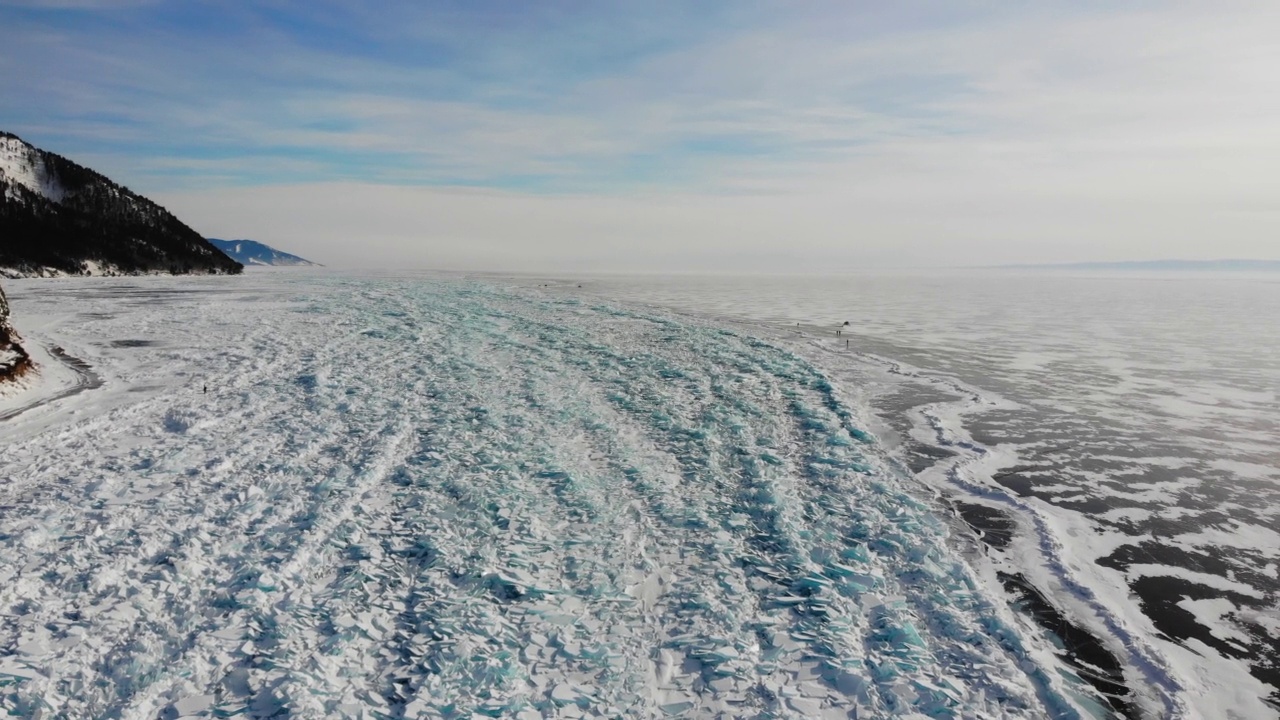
801, 338, 1184, 717
920, 401, 1186, 720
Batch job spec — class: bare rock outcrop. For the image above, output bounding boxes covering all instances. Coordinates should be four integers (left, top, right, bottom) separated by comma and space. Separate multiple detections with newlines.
0, 281, 32, 382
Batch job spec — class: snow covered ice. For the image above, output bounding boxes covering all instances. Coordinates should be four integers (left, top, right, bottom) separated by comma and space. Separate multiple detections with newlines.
1, 274, 1124, 718
555, 271, 1280, 720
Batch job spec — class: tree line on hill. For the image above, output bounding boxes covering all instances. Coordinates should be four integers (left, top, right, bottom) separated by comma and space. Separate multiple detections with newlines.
0, 131, 241, 277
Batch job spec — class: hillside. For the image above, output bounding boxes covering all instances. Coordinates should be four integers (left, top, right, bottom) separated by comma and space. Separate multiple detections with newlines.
208, 238, 319, 267
0, 131, 242, 277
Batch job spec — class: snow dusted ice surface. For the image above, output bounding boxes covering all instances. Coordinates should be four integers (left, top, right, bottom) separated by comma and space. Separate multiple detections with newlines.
0, 273, 1107, 719
549, 271, 1280, 719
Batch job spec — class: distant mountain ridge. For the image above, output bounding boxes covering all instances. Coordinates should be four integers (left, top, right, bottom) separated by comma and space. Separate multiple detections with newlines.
208, 238, 319, 267
999, 259, 1280, 272
0, 131, 242, 277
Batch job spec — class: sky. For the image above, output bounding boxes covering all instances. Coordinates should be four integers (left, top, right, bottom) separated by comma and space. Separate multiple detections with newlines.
2, 1, 1279, 271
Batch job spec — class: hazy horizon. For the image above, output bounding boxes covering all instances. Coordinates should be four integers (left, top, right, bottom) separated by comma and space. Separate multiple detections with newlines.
4, 2, 1279, 271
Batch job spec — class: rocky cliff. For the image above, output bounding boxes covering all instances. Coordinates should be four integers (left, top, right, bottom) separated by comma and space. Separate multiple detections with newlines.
0, 280, 32, 382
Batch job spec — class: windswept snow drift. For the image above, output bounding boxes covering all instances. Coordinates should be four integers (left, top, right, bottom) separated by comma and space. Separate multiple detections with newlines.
0, 275, 1103, 718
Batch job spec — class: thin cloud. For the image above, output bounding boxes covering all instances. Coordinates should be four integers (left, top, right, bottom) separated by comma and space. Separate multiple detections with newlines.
0, 0, 159, 7
5, 2, 1280, 266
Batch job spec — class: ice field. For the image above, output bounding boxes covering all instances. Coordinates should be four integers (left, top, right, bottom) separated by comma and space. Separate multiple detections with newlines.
561, 272, 1280, 720
0, 273, 1125, 719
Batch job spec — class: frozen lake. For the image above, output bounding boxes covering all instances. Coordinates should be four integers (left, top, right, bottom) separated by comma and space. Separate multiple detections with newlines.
533, 270, 1280, 719
0, 270, 1276, 718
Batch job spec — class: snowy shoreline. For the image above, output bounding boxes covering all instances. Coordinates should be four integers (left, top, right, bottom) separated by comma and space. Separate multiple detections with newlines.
0, 343, 101, 421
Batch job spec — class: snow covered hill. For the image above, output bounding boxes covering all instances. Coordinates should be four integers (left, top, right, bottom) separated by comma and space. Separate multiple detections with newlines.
0, 131, 242, 277
208, 238, 319, 267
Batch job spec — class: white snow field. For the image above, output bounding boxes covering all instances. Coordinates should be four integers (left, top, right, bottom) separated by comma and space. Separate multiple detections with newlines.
1, 274, 1117, 719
